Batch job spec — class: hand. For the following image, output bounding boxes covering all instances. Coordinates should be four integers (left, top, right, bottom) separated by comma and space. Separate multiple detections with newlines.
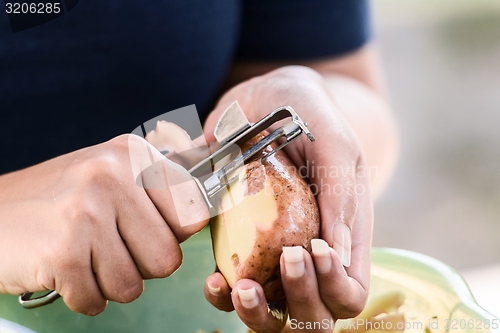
203, 66, 373, 332
0, 134, 209, 315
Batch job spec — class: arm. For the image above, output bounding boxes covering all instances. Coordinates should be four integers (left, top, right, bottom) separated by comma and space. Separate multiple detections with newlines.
203, 46, 399, 332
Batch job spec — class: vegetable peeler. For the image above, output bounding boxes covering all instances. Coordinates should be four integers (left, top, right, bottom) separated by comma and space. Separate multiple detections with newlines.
188, 101, 314, 210
19, 101, 314, 309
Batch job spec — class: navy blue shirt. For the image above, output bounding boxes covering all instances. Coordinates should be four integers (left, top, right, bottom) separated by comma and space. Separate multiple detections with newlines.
0, 0, 370, 174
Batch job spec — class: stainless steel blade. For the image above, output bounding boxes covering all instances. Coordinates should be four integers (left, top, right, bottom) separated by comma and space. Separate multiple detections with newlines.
189, 105, 314, 204
214, 101, 251, 144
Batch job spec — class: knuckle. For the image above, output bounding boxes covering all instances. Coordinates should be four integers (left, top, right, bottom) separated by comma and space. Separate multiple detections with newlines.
175, 217, 210, 243
334, 302, 365, 320
53, 252, 85, 279
71, 298, 107, 316
61, 284, 107, 316
64, 198, 94, 222
270, 74, 318, 98
84, 301, 107, 316
35, 269, 55, 291
214, 300, 234, 313
57, 162, 124, 231
47, 230, 86, 276
58, 193, 104, 232
76, 135, 145, 187
205, 291, 234, 312
77, 154, 121, 186
330, 179, 359, 222
271, 65, 322, 82
108, 133, 136, 151
109, 133, 130, 145
328, 292, 367, 319
287, 287, 314, 306
109, 133, 147, 160
345, 183, 359, 210
260, 67, 323, 100
145, 245, 183, 279
114, 278, 144, 303
322, 285, 368, 319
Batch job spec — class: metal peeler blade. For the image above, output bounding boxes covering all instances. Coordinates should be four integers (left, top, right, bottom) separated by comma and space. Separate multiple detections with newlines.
189, 101, 314, 207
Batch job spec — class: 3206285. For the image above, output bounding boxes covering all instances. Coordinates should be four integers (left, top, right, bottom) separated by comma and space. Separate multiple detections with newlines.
5, 2, 61, 14
444, 318, 499, 330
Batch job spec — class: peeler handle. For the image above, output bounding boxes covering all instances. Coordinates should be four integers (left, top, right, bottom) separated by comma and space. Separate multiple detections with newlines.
19, 290, 61, 309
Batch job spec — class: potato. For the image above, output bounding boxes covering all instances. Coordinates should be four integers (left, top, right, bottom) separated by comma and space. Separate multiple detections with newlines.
211, 132, 320, 304
145, 120, 320, 304
145, 120, 209, 169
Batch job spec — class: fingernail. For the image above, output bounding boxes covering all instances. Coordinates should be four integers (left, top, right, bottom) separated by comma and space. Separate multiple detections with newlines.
311, 239, 332, 274
207, 283, 221, 297
332, 223, 352, 267
237, 287, 259, 309
283, 246, 305, 278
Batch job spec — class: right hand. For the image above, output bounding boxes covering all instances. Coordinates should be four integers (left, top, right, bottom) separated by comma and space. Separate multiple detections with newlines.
0, 134, 210, 315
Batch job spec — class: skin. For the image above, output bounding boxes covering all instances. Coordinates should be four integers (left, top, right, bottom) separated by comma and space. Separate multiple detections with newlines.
203, 46, 398, 332
0, 45, 397, 332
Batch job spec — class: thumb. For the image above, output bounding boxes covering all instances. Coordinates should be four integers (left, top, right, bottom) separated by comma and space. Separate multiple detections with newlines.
127, 135, 210, 242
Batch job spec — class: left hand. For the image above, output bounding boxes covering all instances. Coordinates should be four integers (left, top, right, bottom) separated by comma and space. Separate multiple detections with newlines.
202, 66, 374, 332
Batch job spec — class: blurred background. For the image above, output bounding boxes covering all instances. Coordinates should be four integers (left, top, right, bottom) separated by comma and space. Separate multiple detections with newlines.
371, 0, 500, 316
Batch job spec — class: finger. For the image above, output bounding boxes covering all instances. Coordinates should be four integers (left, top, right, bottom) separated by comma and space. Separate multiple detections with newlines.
232, 279, 286, 333
345, 157, 373, 306
311, 238, 367, 319
115, 185, 183, 279
143, 158, 210, 242
318, 152, 358, 268
273, 100, 360, 268
91, 227, 144, 303
204, 272, 234, 312
281, 246, 332, 332
56, 257, 107, 316
127, 136, 210, 241
51, 206, 108, 315
192, 133, 215, 148
305, 122, 372, 316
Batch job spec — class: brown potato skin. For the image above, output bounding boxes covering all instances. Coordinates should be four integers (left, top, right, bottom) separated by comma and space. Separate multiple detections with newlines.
213, 133, 320, 304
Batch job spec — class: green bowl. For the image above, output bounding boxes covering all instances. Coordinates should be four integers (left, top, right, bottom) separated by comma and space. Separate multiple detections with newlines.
1, 229, 498, 333
366, 248, 499, 333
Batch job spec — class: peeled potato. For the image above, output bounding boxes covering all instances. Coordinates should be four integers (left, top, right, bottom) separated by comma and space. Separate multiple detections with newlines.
145, 120, 210, 169
211, 133, 320, 304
